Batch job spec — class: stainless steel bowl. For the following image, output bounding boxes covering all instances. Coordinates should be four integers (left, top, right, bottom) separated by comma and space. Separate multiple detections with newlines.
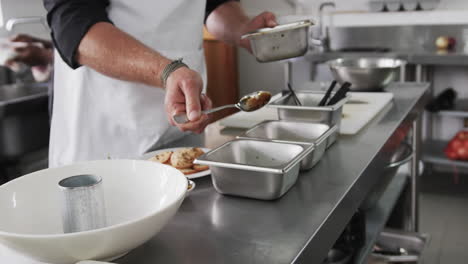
237, 121, 338, 171
241, 20, 316, 63
328, 57, 405, 91
195, 139, 312, 200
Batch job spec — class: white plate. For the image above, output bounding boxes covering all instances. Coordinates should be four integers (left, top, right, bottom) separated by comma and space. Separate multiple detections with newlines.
142, 147, 211, 179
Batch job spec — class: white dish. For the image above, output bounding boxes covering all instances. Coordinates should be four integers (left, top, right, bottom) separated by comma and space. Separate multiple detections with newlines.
142, 147, 211, 179
0, 160, 187, 264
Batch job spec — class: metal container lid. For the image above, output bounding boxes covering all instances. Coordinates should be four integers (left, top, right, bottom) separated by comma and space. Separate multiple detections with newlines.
241, 20, 313, 39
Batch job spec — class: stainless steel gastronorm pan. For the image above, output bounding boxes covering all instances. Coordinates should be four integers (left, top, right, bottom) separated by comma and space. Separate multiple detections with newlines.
194, 139, 312, 200
241, 20, 314, 62
237, 121, 338, 171
267, 91, 349, 146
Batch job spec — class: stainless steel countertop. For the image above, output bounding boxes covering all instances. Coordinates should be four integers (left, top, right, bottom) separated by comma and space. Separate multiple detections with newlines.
305, 51, 468, 66
0, 83, 49, 117
119, 83, 430, 264
0, 83, 48, 104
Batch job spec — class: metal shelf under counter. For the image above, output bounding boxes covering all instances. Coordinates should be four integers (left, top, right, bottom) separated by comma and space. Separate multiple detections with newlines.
435, 99, 468, 118
423, 139, 468, 169
354, 172, 408, 264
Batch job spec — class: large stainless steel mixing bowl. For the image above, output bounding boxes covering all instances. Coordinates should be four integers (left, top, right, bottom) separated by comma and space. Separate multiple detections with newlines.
328, 57, 405, 91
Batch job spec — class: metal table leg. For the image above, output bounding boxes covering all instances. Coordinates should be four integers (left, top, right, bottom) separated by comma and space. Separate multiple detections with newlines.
415, 64, 434, 175
408, 117, 422, 232
284, 61, 293, 89
399, 62, 407, 82
415, 64, 423, 83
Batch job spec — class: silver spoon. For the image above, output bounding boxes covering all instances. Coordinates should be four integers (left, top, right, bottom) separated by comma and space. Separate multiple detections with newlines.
173, 91, 272, 124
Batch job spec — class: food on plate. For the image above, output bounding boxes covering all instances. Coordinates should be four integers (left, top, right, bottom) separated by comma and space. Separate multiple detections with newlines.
189, 147, 205, 159
148, 151, 172, 164
193, 164, 209, 172
148, 148, 209, 174
170, 150, 195, 169
179, 168, 198, 175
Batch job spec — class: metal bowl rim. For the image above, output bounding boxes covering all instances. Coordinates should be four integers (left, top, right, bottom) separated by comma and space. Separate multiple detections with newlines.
241, 20, 313, 39
238, 121, 337, 146
327, 57, 406, 69
194, 139, 312, 174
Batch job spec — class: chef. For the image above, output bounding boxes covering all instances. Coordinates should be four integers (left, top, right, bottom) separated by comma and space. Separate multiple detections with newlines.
44, 0, 277, 167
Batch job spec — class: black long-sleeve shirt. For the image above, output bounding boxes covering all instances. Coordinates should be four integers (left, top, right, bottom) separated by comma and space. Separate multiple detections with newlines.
44, 0, 238, 69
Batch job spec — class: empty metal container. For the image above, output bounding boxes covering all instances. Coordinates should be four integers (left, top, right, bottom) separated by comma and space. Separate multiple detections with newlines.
241, 20, 317, 62
268, 91, 348, 146
237, 120, 337, 170
195, 139, 312, 200
370, 229, 429, 263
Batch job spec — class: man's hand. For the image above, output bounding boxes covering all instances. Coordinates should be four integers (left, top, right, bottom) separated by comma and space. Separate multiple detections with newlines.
5, 34, 53, 68
71, 22, 213, 134
5, 44, 53, 67
164, 67, 212, 134
10, 34, 53, 49
205, 2, 277, 53
238, 12, 277, 53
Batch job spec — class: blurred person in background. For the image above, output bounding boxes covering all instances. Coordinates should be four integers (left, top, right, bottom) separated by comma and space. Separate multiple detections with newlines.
6, 34, 54, 83
5, 34, 54, 117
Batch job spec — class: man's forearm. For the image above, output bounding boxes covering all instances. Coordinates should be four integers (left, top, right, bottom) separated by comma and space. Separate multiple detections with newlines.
77, 22, 171, 88
205, 1, 250, 46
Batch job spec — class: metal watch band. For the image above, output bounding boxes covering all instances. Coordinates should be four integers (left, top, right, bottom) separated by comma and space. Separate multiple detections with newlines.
161, 58, 189, 87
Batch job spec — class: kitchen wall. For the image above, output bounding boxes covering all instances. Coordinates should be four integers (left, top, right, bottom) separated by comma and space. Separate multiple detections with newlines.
0, 0, 48, 39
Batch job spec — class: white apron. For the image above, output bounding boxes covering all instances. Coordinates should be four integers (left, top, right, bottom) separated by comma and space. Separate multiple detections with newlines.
49, 0, 207, 167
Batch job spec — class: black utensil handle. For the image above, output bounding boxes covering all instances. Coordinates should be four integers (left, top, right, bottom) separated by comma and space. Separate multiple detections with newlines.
319, 80, 337, 106
327, 82, 352, 106
327, 87, 350, 106
288, 83, 302, 106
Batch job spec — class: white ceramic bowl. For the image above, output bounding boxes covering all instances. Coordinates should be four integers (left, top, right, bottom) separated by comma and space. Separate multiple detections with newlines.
0, 160, 187, 264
